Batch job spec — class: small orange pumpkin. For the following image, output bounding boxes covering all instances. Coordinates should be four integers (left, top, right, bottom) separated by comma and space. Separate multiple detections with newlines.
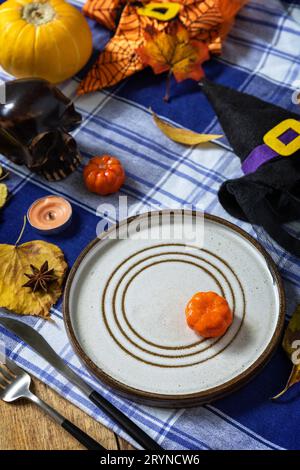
83, 155, 125, 196
185, 291, 233, 338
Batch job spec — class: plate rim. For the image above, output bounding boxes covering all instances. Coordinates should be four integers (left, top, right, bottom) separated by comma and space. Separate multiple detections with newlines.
63, 210, 285, 407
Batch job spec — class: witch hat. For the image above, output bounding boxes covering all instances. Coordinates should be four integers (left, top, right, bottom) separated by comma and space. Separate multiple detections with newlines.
201, 79, 300, 256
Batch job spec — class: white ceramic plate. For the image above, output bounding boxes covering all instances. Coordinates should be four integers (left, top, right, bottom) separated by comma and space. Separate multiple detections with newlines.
64, 211, 285, 406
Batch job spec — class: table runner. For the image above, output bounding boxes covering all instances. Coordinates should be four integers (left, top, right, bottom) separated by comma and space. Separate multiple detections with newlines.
0, 0, 300, 450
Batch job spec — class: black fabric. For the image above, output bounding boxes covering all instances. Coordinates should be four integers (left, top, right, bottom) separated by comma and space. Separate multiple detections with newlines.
218, 155, 300, 255
201, 79, 300, 256
201, 78, 300, 161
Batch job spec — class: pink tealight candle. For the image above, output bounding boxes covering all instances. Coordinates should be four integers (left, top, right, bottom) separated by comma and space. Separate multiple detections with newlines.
27, 195, 72, 234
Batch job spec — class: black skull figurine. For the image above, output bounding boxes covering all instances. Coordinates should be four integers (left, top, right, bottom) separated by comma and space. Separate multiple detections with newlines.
0, 78, 82, 181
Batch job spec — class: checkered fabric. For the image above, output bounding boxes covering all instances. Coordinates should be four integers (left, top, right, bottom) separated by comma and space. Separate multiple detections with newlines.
0, 0, 300, 450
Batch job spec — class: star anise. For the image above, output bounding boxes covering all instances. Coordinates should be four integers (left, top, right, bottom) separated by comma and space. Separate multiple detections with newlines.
22, 261, 58, 293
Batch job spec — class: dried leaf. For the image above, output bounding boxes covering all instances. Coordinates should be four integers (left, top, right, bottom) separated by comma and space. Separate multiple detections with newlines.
137, 24, 209, 100
0, 240, 67, 318
273, 304, 300, 399
0, 165, 8, 181
0, 183, 8, 208
153, 111, 223, 145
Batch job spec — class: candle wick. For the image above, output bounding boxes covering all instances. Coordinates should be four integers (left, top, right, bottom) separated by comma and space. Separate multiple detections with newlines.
47, 211, 56, 221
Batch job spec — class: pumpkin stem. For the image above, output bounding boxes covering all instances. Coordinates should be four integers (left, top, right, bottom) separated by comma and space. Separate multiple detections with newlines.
22, 2, 56, 26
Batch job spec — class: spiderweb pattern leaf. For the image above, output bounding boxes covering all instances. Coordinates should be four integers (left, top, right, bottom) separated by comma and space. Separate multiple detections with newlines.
78, 4, 170, 94
83, 0, 125, 30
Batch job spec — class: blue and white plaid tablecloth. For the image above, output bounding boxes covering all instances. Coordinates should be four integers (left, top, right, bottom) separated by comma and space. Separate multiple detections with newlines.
1, 0, 300, 450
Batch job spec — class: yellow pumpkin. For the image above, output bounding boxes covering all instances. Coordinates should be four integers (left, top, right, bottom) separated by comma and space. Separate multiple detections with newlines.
0, 0, 93, 83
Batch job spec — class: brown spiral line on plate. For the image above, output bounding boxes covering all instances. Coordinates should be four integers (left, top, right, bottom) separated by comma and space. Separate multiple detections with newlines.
115, 258, 226, 358
101, 244, 246, 368
116, 252, 234, 354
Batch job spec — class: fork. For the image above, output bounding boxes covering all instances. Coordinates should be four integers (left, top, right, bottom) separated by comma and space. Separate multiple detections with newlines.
0, 358, 105, 450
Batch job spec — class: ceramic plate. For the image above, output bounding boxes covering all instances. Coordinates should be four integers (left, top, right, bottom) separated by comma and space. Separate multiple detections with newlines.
64, 211, 285, 407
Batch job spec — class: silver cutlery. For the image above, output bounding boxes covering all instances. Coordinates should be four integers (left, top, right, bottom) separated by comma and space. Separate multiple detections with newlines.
0, 357, 105, 450
0, 316, 162, 450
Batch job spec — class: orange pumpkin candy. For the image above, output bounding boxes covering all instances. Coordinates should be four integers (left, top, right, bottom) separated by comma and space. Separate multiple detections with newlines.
83, 155, 125, 196
185, 291, 233, 338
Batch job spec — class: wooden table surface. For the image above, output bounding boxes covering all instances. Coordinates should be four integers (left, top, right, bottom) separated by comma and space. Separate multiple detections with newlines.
0, 377, 134, 450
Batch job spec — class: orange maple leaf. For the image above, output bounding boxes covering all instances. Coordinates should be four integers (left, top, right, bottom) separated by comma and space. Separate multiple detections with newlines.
137, 24, 209, 101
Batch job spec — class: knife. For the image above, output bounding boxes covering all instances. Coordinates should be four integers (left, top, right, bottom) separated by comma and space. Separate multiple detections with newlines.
0, 316, 162, 451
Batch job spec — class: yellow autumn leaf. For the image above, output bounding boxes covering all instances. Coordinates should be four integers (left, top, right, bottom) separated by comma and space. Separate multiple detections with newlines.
153, 112, 223, 145
0, 183, 8, 208
272, 365, 300, 400
0, 240, 67, 318
272, 304, 300, 399
0, 165, 9, 181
